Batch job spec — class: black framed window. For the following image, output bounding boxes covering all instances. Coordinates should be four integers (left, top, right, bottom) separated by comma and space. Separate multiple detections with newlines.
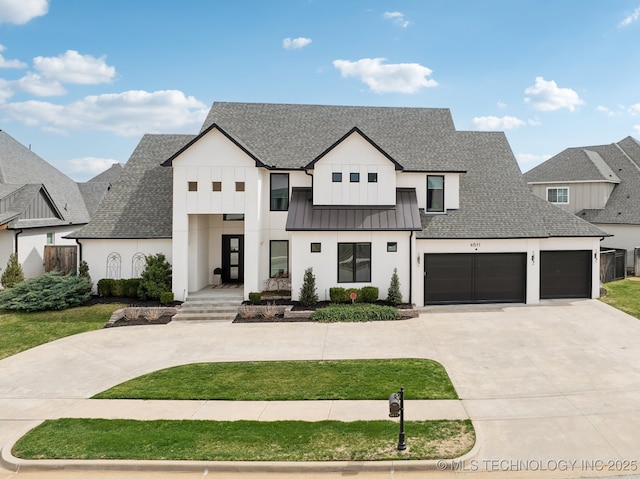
332, 172, 342, 182
270, 173, 289, 211
387, 242, 397, 252
311, 242, 321, 253
212, 181, 222, 191
350, 172, 360, 182
270, 240, 289, 277
223, 214, 244, 221
368, 172, 378, 183
236, 181, 245, 192
188, 181, 197, 192
427, 175, 444, 212
338, 243, 371, 283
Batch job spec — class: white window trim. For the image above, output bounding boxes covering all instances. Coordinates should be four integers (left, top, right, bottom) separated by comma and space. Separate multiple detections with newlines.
546, 186, 569, 204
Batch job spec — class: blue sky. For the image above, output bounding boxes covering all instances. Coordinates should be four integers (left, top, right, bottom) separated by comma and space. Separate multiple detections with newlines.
2, 0, 640, 181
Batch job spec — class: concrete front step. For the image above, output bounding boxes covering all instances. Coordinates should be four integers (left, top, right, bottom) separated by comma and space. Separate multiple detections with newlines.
173, 312, 236, 321
172, 293, 243, 321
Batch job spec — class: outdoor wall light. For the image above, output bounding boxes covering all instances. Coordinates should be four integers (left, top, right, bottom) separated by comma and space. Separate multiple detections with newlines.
531, 252, 535, 265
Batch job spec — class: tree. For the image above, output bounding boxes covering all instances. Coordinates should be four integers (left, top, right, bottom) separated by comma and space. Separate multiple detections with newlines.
387, 268, 402, 306
137, 253, 172, 300
298, 267, 318, 307
1, 253, 24, 288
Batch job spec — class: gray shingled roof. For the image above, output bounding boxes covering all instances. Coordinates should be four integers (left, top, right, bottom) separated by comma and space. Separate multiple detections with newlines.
78, 163, 124, 217
0, 130, 90, 227
182, 102, 465, 172
417, 131, 606, 239
69, 134, 194, 239
524, 136, 640, 226
75, 102, 607, 240
286, 188, 422, 231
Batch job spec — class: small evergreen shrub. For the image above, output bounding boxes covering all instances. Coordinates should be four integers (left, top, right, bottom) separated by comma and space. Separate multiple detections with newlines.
111, 279, 126, 297
78, 260, 91, 283
298, 267, 318, 307
138, 253, 172, 300
0, 272, 91, 312
1, 253, 24, 288
124, 278, 140, 298
329, 287, 347, 303
160, 291, 174, 305
359, 286, 379, 303
97, 278, 115, 297
387, 268, 402, 306
248, 292, 262, 305
311, 304, 400, 322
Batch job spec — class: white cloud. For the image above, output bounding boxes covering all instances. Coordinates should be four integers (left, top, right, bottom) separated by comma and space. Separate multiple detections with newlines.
471, 115, 525, 130
282, 37, 312, 50
14, 72, 66, 96
628, 104, 640, 116
524, 76, 584, 112
33, 50, 116, 84
383, 11, 410, 28
619, 6, 640, 27
527, 117, 542, 126
0, 0, 48, 24
2, 89, 208, 136
0, 44, 26, 69
64, 157, 120, 180
516, 153, 552, 171
497, 100, 507, 109
634, 124, 640, 135
333, 58, 437, 94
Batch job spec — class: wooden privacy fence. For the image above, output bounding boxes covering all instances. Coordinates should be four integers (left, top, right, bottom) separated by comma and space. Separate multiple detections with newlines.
600, 248, 626, 284
44, 245, 78, 274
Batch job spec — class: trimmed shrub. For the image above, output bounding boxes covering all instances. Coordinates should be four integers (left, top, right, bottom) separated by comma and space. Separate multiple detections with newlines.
78, 260, 91, 283
359, 286, 379, 303
0, 272, 91, 312
298, 267, 318, 307
311, 304, 400, 322
248, 292, 262, 305
387, 268, 402, 306
1, 253, 24, 288
345, 287, 361, 303
124, 278, 140, 298
111, 279, 126, 297
97, 278, 115, 297
160, 291, 174, 305
138, 253, 172, 300
329, 287, 347, 303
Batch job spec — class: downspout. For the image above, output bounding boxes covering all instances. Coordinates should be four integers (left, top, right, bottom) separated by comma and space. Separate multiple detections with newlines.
75, 239, 83, 262
409, 231, 413, 305
13, 229, 23, 255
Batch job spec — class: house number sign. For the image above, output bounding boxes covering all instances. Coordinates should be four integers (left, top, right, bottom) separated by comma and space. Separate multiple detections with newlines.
470, 242, 481, 248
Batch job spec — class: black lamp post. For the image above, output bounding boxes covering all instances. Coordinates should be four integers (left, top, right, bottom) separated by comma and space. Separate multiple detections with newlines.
388, 387, 407, 451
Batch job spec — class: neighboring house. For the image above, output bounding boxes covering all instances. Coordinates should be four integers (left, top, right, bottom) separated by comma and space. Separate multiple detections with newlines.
524, 136, 640, 269
0, 130, 119, 279
71, 102, 607, 306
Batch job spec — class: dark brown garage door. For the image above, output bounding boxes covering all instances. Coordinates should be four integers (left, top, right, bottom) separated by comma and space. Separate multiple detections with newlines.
424, 253, 526, 305
540, 250, 591, 299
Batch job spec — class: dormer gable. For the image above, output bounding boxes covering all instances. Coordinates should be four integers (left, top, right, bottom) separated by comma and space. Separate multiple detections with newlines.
309, 128, 399, 206
0, 184, 63, 227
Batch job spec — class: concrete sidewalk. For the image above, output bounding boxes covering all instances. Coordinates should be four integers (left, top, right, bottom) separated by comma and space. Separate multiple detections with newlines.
2, 299, 640, 477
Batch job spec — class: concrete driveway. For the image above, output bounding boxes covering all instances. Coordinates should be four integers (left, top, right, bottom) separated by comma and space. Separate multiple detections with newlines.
1, 299, 640, 477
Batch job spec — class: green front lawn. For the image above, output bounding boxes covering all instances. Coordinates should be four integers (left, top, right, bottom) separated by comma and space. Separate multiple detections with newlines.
600, 279, 640, 320
93, 359, 458, 400
0, 304, 121, 360
14, 418, 475, 461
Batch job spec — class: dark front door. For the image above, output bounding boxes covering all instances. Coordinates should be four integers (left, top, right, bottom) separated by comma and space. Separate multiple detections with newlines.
222, 235, 244, 283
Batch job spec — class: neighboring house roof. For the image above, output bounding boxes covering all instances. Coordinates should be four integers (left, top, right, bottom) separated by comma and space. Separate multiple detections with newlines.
524, 136, 640, 225
286, 187, 422, 231
69, 134, 194, 239
167, 102, 466, 172
0, 130, 90, 228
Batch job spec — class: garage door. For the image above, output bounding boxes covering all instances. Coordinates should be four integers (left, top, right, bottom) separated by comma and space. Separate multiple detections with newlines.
540, 250, 591, 299
424, 253, 526, 305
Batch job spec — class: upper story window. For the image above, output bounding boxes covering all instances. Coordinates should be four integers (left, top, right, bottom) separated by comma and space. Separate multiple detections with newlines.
332, 172, 342, 182
427, 175, 444, 212
188, 181, 198, 192
236, 182, 245, 192
547, 187, 568, 204
270, 173, 289, 211
368, 173, 378, 183
212, 181, 222, 192
350, 172, 360, 183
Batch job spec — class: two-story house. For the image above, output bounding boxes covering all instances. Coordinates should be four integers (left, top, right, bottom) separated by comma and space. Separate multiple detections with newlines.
524, 136, 640, 269
71, 102, 607, 306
